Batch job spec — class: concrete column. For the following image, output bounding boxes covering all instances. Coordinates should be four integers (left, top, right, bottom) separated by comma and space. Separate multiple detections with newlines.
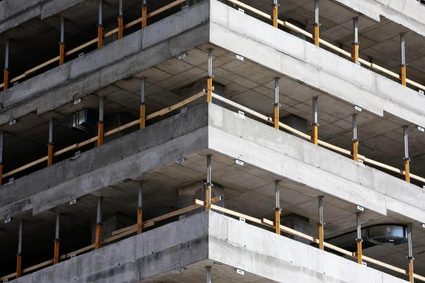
400, 33, 407, 86
352, 114, 359, 161
311, 97, 319, 145
140, 78, 146, 129
137, 183, 143, 234
407, 223, 414, 283
352, 17, 359, 63
206, 266, 212, 283
318, 196, 324, 250
53, 213, 60, 264
355, 212, 363, 264
97, 0, 104, 49
3, 39, 10, 90
0, 131, 4, 186
97, 97, 105, 146
403, 126, 410, 183
274, 78, 280, 129
205, 155, 212, 210
95, 197, 103, 249
274, 180, 281, 235
206, 49, 213, 103
16, 221, 23, 278
59, 17, 65, 65
47, 118, 54, 166
141, 0, 148, 29
272, 0, 279, 28
313, 0, 320, 46
117, 0, 124, 39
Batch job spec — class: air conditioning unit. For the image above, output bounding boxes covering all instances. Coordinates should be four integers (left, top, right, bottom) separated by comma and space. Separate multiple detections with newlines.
70, 108, 97, 132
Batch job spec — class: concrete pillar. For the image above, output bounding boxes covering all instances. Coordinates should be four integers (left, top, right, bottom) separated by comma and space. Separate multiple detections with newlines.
205, 155, 212, 210
0, 131, 4, 186
140, 78, 146, 129
59, 17, 65, 65
95, 197, 103, 249
313, 0, 320, 46
274, 180, 281, 235
311, 97, 319, 145
3, 38, 10, 90
272, 0, 279, 28
137, 183, 143, 234
206, 49, 213, 103
97, 0, 104, 49
352, 114, 359, 161
53, 213, 60, 264
274, 78, 280, 129
355, 212, 363, 264
403, 126, 410, 183
318, 196, 324, 250
141, 0, 148, 29
400, 33, 407, 86
407, 223, 414, 283
117, 0, 124, 39
16, 221, 23, 278
97, 97, 105, 146
206, 266, 212, 283
352, 17, 359, 63
47, 118, 54, 166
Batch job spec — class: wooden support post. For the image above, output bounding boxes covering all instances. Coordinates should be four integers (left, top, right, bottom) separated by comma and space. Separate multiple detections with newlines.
403, 126, 410, 183
274, 180, 281, 235
352, 17, 359, 63
318, 196, 324, 250
137, 184, 143, 234
313, 0, 320, 47
53, 213, 60, 264
97, 0, 104, 49
117, 0, 124, 39
95, 197, 103, 250
47, 118, 54, 166
356, 212, 363, 264
311, 97, 319, 145
408, 258, 414, 283
205, 155, 212, 211
16, 221, 23, 278
207, 49, 213, 103
400, 33, 407, 86
272, 0, 279, 28
141, 0, 148, 29
3, 39, 9, 90
407, 223, 414, 283
97, 97, 104, 146
59, 17, 65, 65
352, 114, 359, 161
140, 78, 146, 129
3, 68, 9, 90
274, 78, 280, 129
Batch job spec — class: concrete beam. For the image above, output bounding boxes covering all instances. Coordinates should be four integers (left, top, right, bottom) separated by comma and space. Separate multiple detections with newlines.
210, 0, 425, 128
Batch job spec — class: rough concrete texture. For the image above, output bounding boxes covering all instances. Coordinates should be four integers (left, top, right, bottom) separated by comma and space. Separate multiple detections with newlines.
207, 104, 425, 224
0, 103, 208, 219
10, 211, 407, 283
0, 1, 210, 125
210, 0, 425, 128
0, 0, 86, 34
333, 0, 425, 37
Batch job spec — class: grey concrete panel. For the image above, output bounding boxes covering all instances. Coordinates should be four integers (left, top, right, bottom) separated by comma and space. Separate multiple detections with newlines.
209, 0, 425, 128
208, 103, 425, 223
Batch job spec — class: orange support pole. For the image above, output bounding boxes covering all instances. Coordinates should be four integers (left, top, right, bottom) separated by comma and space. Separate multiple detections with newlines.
275, 208, 281, 235
313, 0, 320, 47
400, 33, 407, 86
97, 122, 104, 146
16, 255, 22, 278
97, 25, 104, 49
53, 239, 60, 264
356, 239, 363, 264
272, 1, 279, 28
95, 224, 102, 250
137, 208, 143, 234
3, 68, 9, 90
118, 16, 124, 39
311, 124, 318, 145
140, 104, 146, 129
352, 44, 359, 63
408, 258, 414, 283
59, 43, 65, 65
141, 2, 148, 29
314, 24, 320, 47
405, 159, 411, 183
274, 180, 281, 235
47, 143, 54, 167
206, 77, 213, 103
318, 196, 324, 250
352, 140, 359, 161
352, 17, 359, 63
274, 78, 280, 129
400, 65, 407, 86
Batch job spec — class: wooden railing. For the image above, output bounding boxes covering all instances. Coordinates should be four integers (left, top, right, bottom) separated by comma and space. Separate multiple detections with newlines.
0, 0, 186, 90
211, 93, 425, 185
224, 0, 425, 93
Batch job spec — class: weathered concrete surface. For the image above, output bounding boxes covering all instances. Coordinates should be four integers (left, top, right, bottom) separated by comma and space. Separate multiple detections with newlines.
208, 104, 425, 224
210, 0, 425, 128
0, 1, 210, 125
0, 103, 208, 219
333, 0, 425, 37
10, 211, 407, 283
0, 0, 86, 34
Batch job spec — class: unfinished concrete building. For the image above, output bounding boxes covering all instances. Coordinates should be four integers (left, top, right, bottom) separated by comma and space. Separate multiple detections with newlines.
1, 0, 425, 282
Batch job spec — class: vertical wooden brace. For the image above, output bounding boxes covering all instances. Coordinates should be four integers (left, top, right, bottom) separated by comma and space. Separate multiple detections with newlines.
3, 69, 9, 90
118, 16, 124, 39
48, 143, 54, 167
272, 2, 279, 28
59, 43, 65, 65
97, 25, 104, 49
141, 2, 148, 28
97, 121, 104, 146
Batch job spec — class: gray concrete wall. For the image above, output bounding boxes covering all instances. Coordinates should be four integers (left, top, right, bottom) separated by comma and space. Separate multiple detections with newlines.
333, 0, 425, 37
208, 103, 425, 224
209, 0, 425, 128
0, 1, 210, 125
0, 0, 86, 34
0, 103, 209, 219
10, 211, 407, 283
